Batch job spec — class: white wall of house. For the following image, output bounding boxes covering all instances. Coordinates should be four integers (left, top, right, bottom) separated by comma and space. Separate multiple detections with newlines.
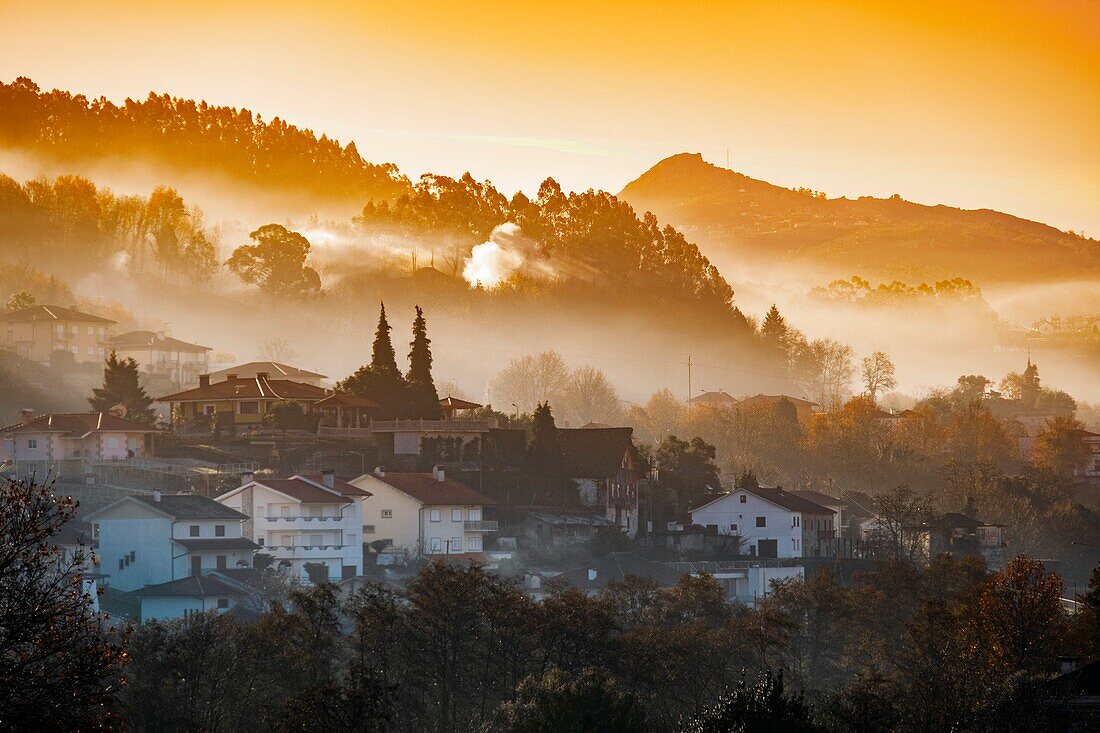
352, 474, 489, 560
92, 506, 176, 592
139, 595, 238, 622
690, 492, 833, 559
218, 482, 363, 582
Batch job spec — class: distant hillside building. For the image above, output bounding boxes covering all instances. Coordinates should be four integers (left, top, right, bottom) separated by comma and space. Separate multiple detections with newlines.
0, 412, 155, 479
687, 391, 739, 408
157, 373, 329, 432
206, 361, 328, 387
0, 304, 114, 365
690, 486, 836, 559
736, 394, 821, 424
110, 330, 211, 388
558, 426, 649, 537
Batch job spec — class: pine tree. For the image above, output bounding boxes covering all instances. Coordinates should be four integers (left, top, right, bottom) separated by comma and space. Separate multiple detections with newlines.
526, 402, 565, 478
406, 305, 442, 419
761, 304, 788, 347
89, 351, 155, 425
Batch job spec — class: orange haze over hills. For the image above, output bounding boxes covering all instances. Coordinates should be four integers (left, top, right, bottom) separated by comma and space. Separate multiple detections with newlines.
1, 0, 1097, 235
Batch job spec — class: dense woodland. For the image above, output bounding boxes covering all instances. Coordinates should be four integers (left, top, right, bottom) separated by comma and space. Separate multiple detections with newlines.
0, 77, 407, 202
6, 473, 1100, 733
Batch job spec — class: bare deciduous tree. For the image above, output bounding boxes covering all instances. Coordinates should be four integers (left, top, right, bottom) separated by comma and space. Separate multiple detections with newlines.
861, 351, 898, 402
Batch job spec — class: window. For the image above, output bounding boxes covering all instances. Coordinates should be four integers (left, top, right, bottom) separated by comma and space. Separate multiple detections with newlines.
739, 494, 747, 503
793, 516, 800, 528
87, 326, 94, 335
730, 524, 738, 532
381, 509, 393, 519
450, 537, 463, 553
452, 508, 462, 522
190, 556, 202, 575
215, 525, 225, 537
363, 525, 376, 534
430, 509, 441, 522
71, 345, 78, 354
27, 439, 36, 449
86, 345, 94, 355
216, 555, 227, 569
55, 324, 64, 338
203, 404, 216, 416
217, 598, 229, 609
129, 551, 136, 562
756, 517, 766, 528
118, 559, 125, 570
469, 508, 482, 521
467, 536, 483, 552
429, 537, 443, 553
239, 401, 260, 414
189, 525, 200, 537
257, 536, 265, 547
108, 436, 119, 448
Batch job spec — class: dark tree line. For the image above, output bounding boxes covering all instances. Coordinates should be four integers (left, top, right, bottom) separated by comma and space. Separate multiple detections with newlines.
0, 77, 408, 202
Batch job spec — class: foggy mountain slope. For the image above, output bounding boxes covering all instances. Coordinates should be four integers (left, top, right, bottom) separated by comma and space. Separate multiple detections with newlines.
619, 153, 1099, 284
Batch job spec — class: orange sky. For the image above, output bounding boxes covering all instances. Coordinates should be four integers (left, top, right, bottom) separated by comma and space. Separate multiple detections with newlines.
1, 0, 1098, 234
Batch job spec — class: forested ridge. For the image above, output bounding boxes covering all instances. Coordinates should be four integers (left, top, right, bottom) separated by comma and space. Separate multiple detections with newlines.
0, 77, 408, 202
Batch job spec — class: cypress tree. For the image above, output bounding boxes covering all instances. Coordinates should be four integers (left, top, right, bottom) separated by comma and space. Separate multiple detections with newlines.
761, 304, 787, 346
406, 305, 442, 419
89, 351, 155, 425
370, 301, 400, 379
526, 402, 565, 477
338, 302, 409, 418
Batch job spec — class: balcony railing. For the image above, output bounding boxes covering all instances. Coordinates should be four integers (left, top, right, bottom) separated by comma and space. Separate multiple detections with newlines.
464, 520, 499, 532
264, 516, 346, 522
267, 544, 349, 551
317, 426, 373, 438
368, 419, 494, 432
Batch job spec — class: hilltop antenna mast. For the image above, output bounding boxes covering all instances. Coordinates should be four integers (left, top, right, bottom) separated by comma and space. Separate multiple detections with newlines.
726, 148, 730, 168
687, 354, 693, 403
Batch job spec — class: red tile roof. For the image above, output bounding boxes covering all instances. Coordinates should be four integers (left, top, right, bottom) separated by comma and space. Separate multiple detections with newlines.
314, 393, 381, 409
0, 412, 156, 436
254, 474, 370, 503
688, 390, 739, 406
371, 472, 496, 506
738, 394, 820, 408
110, 330, 211, 352
206, 362, 328, 381
0, 304, 115, 324
156, 376, 329, 402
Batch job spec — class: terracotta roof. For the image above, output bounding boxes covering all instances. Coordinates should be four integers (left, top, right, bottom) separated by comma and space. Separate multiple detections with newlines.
558, 427, 644, 479
439, 395, 482, 410
738, 394, 820, 408
691, 487, 836, 515
132, 573, 253, 598
790, 490, 847, 507
173, 537, 261, 551
370, 472, 496, 506
0, 304, 115, 324
206, 362, 328, 381
253, 474, 369, 503
156, 376, 329, 402
314, 393, 381, 409
0, 412, 156, 437
131, 494, 249, 520
109, 330, 211, 352
688, 390, 739, 406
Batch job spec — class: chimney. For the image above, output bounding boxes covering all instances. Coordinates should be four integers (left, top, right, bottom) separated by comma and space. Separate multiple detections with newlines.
241, 471, 254, 487
198, 374, 210, 388
19, 407, 33, 422
153, 490, 162, 502
433, 465, 445, 482
374, 466, 386, 478
156, 330, 165, 341
321, 469, 335, 487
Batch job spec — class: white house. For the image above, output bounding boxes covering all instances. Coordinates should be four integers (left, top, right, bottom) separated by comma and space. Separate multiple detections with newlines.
0, 412, 155, 479
216, 471, 369, 582
85, 492, 258, 592
132, 569, 262, 622
689, 486, 836, 559
351, 466, 497, 564
109, 330, 211, 388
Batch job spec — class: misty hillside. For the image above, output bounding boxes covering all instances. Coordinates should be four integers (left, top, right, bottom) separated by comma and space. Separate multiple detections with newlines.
0, 77, 409, 204
619, 153, 1099, 283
